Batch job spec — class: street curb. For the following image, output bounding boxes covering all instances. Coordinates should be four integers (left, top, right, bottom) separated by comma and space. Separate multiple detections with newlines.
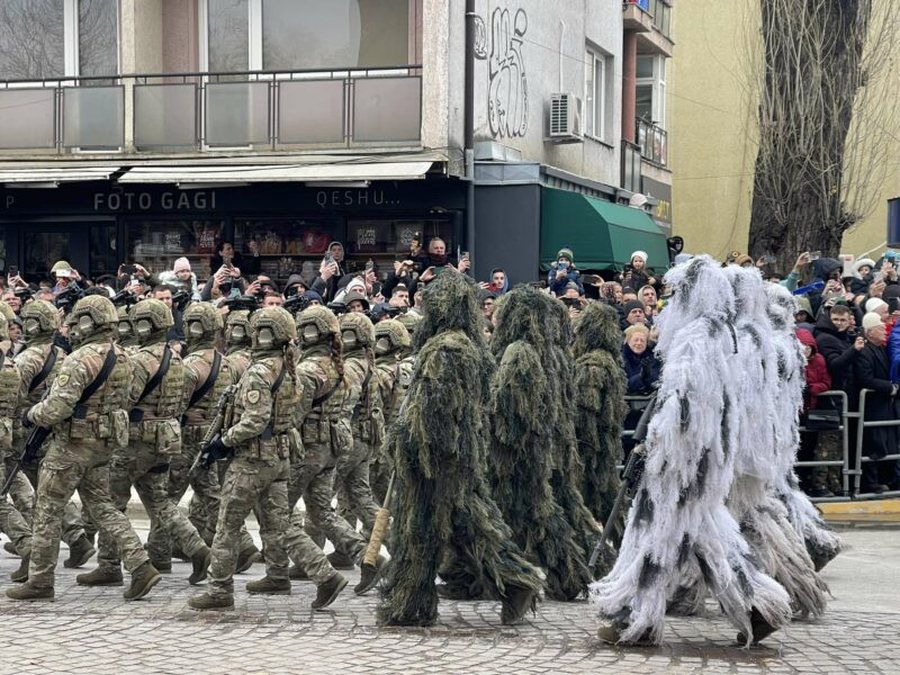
819, 498, 900, 517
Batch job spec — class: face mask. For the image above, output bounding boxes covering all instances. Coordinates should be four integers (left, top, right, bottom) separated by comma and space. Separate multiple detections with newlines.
135, 319, 153, 339
341, 330, 358, 349
188, 322, 205, 338
256, 327, 275, 349
375, 337, 392, 355
301, 324, 321, 345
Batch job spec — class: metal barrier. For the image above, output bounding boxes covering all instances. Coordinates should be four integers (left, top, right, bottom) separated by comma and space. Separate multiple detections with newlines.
614, 390, 899, 503
852, 389, 900, 500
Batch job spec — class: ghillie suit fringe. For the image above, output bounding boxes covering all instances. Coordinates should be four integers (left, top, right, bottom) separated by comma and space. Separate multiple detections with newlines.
722, 269, 829, 619
765, 284, 842, 572
487, 286, 592, 601
589, 256, 792, 646
572, 302, 628, 554
377, 273, 544, 627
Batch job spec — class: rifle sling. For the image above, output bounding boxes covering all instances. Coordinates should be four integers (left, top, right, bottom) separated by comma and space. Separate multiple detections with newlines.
29, 346, 58, 394
72, 346, 118, 419
129, 345, 172, 423
187, 350, 222, 409
261, 359, 288, 440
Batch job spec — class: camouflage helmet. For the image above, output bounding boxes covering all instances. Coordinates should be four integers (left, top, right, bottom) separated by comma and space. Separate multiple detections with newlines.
116, 304, 134, 342
184, 301, 223, 338
0, 300, 15, 326
21, 299, 60, 337
297, 305, 340, 346
396, 311, 422, 336
374, 319, 410, 356
225, 308, 252, 346
339, 312, 375, 351
250, 306, 297, 349
66, 295, 117, 346
130, 298, 173, 344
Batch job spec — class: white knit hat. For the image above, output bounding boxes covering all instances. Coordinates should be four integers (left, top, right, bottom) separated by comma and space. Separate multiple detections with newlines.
631, 250, 648, 264
173, 257, 192, 273
861, 312, 883, 332
865, 298, 888, 314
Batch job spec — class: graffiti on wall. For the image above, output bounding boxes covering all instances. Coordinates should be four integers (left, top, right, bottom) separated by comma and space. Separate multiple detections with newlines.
474, 7, 529, 139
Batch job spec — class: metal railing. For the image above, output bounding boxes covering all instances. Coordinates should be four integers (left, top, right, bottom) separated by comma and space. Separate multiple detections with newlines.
636, 117, 667, 167
0, 66, 423, 153
617, 390, 900, 503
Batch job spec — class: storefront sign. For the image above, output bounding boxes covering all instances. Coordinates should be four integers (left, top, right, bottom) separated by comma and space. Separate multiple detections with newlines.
315, 189, 401, 208
92, 191, 218, 211
641, 176, 672, 229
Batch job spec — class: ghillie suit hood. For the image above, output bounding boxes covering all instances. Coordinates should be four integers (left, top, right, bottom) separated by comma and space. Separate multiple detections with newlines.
487, 285, 592, 600
377, 271, 543, 627
589, 255, 792, 645
572, 302, 628, 562
766, 282, 842, 571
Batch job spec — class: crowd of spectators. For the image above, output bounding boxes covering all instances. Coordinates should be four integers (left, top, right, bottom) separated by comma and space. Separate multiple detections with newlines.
4, 239, 899, 499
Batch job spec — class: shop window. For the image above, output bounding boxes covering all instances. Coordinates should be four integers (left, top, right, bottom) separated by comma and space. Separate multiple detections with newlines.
89, 224, 118, 277
0, 0, 118, 81
203, 0, 416, 72
23, 231, 74, 280
125, 219, 224, 280
234, 217, 343, 283
0, 226, 8, 274
347, 218, 454, 277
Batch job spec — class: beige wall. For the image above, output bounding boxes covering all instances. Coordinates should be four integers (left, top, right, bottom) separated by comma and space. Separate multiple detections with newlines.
671, 2, 900, 261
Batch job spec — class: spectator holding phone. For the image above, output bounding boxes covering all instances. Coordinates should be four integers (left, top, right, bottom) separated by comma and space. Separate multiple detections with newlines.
50, 260, 83, 296
417, 238, 470, 284
547, 248, 582, 297
210, 240, 259, 277
621, 250, 656, 291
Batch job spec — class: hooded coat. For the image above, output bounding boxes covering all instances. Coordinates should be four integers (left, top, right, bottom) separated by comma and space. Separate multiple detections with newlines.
796, 329, 831, 411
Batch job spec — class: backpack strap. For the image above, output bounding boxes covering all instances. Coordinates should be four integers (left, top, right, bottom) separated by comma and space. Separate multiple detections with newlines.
129, 345, 172, 422
187, 350, 222, 409
73, 347, 118, 419
28, 346, 58, 394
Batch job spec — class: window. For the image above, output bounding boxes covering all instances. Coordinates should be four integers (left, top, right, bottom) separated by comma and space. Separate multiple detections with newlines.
125, 220, 225, 280
650, 0, 672, 38
585, 47, 611, 142
0, 0, 118, 80
203, 0, 413, 72
636, 54, 666, 128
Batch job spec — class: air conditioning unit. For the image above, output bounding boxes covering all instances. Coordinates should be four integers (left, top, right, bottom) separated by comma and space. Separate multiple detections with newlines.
548, 93, 583, 143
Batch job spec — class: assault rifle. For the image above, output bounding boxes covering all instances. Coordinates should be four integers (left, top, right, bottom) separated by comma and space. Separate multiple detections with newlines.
588, 394, 657, 570
189, 384, 238, 473
0, 425, 50, 498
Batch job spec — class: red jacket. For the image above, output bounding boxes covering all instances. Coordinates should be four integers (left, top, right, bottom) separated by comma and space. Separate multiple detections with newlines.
797, 328, 831, 411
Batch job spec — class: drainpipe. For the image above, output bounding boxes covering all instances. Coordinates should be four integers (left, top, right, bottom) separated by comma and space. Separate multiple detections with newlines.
464, 0, 476, 272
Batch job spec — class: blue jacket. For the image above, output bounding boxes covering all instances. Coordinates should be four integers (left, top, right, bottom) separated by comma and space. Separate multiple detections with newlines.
547, 263, 583, 296
888, 323, 900, 383
622, 343, 661, 395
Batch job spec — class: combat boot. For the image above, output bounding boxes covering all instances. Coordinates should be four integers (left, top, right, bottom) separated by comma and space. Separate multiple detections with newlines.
327, 550, 356, 570
500, 585, 537, 626
736, 607, 779, 646
149, 558, 173, 573
235, 545, 261, 574
10, 553, 30, 582
123, 561, 161, 601
63, 534, 97, 569
76, 565, 124, 587
289, 563, 310, 580
188, 549, 211, 585
354, 555, 386, 595
246, 576, 291, 595
171, 543, 190, 562
5, 581, 54, 601
188, 592, 234, 611
311, 573, 348, 610
3, 541, 18, 556
596, 623, 654, 645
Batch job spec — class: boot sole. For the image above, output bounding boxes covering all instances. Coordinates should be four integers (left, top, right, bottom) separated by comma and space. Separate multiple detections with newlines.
312, 576, 349, 610
188, 600, 235, 611
6, 592, 54, 601
77, 579, 124, 587
125, 572, 161, 601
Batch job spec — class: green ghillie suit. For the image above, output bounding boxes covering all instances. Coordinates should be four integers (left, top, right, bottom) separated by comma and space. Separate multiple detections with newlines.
572, 302, 627, 530
377, 272, 544, 627
488, 286, 592, 601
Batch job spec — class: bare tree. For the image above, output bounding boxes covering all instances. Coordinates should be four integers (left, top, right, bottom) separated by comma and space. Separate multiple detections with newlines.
748, 0, 900, 267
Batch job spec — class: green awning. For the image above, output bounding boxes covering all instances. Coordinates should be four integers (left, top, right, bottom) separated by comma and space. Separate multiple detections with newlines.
540, 187, 669, 272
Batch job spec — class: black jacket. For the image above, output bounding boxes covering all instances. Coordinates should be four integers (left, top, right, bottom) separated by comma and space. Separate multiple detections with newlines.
854, 342, 900, 459
814, 313, 857, 397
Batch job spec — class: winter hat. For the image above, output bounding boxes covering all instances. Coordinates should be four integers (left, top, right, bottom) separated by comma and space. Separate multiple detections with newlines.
173, 257, 192, 273
343, 291, 369, 310
556, 248, 574, 264
303, 290, 323, 304
795, 296, 814, 319
734, 254, 753, 267
623, 299, 645, 316
854, 258, 876, 276
861, 312, 883, 332
865, 298, 888, 314
630, 250, 648, 264
283, 273, 307, 295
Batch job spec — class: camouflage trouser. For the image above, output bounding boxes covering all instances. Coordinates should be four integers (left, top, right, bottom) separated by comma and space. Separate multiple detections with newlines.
813, 431, 844, 493
0, 452, 33, 553
28, 439, 149, 588
98, 441, 207, 569
21, 461, 86, 546
286, 441, 367, 578
209, 452, 289, 597
335, 437, 379, 536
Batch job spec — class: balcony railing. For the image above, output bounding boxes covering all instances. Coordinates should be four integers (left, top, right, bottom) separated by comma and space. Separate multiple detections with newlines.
0, 66, 423, 153
624, 0, 651, 11
636, 117, 667, 166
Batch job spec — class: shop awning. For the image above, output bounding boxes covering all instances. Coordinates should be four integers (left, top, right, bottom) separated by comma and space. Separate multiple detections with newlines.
540, 187, 669, 272
0, 166, 120, 186
118, 161, 434, 185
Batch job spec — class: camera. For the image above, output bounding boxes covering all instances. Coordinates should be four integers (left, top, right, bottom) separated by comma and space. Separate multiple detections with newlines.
223, 295, 260, 313
283, 294, 312, 316
111, 289, 138, 308
121, 264, 137, 276
172, 290, 191, 312
54, 286, 84, 313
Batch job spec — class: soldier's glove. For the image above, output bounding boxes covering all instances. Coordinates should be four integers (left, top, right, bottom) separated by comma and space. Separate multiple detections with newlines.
202, 435, 232, 468
21, 410, 34, 429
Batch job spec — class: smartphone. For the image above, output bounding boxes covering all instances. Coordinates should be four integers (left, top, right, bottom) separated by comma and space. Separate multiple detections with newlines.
461, 250, 470, 260
808, 251, 822, 261
8, 265, 18, 277
324, 252, 335, 267
365, 259, 375, 272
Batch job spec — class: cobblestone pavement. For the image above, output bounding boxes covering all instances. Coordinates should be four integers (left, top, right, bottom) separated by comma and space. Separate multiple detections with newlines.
0, 523, 897, 674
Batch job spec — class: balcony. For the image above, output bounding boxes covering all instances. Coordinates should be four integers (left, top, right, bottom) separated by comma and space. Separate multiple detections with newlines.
636, 118, 667, 167
0, 66, 423, 154
623, 0, 653, 32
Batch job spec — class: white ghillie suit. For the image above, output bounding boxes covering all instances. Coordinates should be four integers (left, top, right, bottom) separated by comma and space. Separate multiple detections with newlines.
590, 255, 791, 645
725, 268, 828, 619
765, 283, 842, 571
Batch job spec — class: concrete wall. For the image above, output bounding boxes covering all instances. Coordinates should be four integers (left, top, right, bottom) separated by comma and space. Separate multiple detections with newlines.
468, 0, 623, 186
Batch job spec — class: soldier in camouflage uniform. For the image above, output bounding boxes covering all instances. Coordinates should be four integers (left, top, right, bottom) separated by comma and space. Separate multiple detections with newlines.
7, 295, 160, 601
189, 307, 298, 610
0, 315, 26, 571
330, 312, 382, 568
225, 309, 253, 376
81, 299, 210, 587
370, 319, 414, 504
116, 303, 140, 352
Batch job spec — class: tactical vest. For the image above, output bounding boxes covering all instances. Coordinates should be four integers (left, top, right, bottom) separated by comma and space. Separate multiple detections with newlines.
15, 343, 64, 407
345, 353, 382, 443
267, 356, 299, 436
376, 355, 413, 426
298, 354, 348, 447
0, 356, 21, 451
132, 343, 185, 421
182, 348, 236, 428
227, 349, 251, 379
64, 342, 131, 446
229, 355, 298, 459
